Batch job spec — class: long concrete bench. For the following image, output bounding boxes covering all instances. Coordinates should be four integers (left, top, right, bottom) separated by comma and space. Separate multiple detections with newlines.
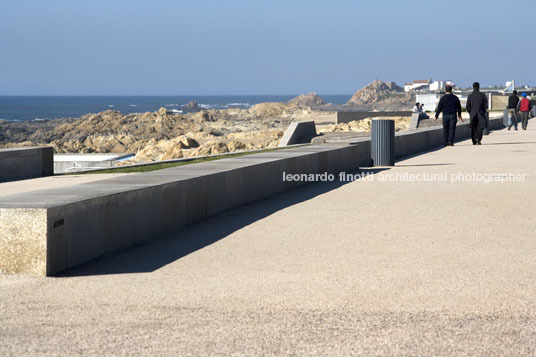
0, 144, 370, 276
0, 116, 504, 276
337, 111, 412, 124
0, 147, 53, 182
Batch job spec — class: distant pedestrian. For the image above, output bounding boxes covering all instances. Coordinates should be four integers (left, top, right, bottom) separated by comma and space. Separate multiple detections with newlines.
466, 82, 488, 145
517, 93, 533, 130
419, 103, 429, 119
434, 85, 463, 146
413, 102, 420, 113
506, 90, 519, 130
419, 103, 430, 119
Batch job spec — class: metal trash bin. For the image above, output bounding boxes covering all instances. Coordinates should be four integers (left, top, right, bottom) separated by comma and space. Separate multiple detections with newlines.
371, 119, 395, 166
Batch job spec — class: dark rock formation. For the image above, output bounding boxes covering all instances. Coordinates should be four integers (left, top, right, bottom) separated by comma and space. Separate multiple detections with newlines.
288, 92, 325, 107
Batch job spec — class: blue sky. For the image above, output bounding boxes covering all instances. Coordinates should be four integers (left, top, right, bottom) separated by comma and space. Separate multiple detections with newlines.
1, 0, 534, 95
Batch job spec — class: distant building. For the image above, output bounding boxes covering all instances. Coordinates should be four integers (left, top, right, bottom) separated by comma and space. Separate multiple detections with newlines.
404, 79, 430, 92
405, 79, 456, 92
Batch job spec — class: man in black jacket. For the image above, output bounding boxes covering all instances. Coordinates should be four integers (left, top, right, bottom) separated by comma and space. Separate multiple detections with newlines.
507, 90, 519, 130
435, 85, 463, 146
466, 82, 488, 145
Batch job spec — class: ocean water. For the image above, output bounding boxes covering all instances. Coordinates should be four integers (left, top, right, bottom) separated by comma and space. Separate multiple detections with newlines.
0, 95, 351, 122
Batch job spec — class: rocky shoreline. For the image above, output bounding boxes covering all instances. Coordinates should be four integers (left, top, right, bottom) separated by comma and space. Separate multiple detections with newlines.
0, 82, 415, 162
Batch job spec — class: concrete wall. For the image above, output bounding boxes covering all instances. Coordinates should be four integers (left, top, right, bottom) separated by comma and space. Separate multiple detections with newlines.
0, 116, 505, 276
394, 116, 504, 159
409, 113, 420, 129
54, 154, 135, 174
337, 111, 411, 124
416, 94, 440, 112
278, 121, 317, 147
0, 147, 53, 182
0, 144, 368, 276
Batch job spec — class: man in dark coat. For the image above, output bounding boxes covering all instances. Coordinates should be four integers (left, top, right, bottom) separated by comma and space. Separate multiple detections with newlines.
434, 85, 463, 146
466, 82, 488, 145
506, 90, 519, 130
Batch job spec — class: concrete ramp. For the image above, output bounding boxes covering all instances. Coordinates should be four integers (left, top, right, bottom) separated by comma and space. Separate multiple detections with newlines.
278, 121, 317, 147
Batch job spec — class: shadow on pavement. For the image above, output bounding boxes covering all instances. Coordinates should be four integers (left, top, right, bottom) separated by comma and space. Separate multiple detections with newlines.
478, 141, 536, 146
395, 163, 454, 167
60, 168, 389, 277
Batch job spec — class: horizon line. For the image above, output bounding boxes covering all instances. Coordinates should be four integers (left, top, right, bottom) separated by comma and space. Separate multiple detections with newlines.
0, 93, 355, 97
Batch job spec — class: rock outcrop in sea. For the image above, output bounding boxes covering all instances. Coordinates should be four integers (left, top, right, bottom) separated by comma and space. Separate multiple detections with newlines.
288, 92, 325, 107
348, 80, 394, 105
183, 100, 200, 111
347, 80, 414, 110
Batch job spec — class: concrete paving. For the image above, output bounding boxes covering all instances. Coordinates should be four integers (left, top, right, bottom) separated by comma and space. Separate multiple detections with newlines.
0, 173, 132, 196
1, 124, 536, 355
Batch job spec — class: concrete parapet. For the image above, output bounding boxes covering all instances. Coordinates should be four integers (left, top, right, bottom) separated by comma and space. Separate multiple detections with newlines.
0, 147, 53, 182
337, 111, 411, 124
0, 144, 363, 276
0, 116, 506, 276
278, 121, 317, 147
409, 113, 421, 129
394, 115, 504, 159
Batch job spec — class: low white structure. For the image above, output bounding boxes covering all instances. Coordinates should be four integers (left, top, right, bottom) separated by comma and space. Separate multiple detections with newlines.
54, 153, 134, 173
405, 79, 456, 92
417, 91, 473, 112
404, 80, 430, 92
416, 93, 440, 112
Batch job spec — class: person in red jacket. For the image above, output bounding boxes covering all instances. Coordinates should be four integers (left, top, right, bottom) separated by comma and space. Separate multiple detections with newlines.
517, 93, 533, 130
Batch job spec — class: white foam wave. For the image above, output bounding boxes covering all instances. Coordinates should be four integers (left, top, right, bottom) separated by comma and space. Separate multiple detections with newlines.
108, 104, 114, 107
129, 104, 137, 107
227, 102, 251, 107
171, 109, 183, 113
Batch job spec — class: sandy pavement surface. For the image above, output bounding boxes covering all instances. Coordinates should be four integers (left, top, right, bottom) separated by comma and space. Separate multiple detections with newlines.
0, 173, 132, 196
1, 124, 535, 355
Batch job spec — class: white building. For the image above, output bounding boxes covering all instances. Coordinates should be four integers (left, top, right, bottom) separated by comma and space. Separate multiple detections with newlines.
405, 79, 455, 92
404, 79, 430, 92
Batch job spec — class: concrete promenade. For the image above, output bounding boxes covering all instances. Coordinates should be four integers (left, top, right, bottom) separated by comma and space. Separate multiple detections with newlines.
0, 173, 132, 196
1, 124, 535, 355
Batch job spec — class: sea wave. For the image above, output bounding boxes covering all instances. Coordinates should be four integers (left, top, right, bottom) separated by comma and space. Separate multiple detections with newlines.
171, 109, 183, 113
227, 102, 251, 107
198, 104, 218, 109
129, 104, 137, 107
108, 104, 114, 107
